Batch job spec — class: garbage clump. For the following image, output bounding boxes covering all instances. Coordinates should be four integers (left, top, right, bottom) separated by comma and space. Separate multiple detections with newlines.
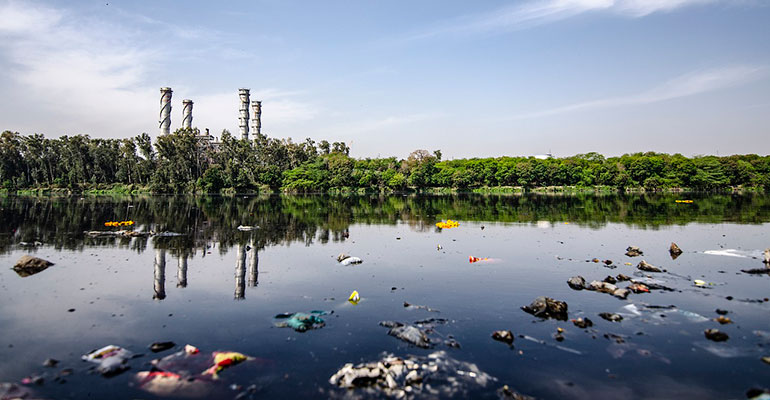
12, 255, 54, 277
491, 330, 514, 345
379, 321, 431, 348
585, 280, 629, 299
572, 317, 593, 328
435, 220, 460, 229
469, 256, 489, 263
637, 260, 662, 273
521, 296, 568, 321
337, 253, 363, 265
567, 276, 586, 290
104, 220, 134, 227
236, 225, 257, 231
704, 329, 729, 342
202, 352, 251, 377
670, 242, 683, 259
599, 313, 623, 322
328, 351, 494, 399
625, 246, 643, 257
715, 316, 733, 324
82, 345, 134, 376
274, 311, 328, 332
627, 283, 650, 293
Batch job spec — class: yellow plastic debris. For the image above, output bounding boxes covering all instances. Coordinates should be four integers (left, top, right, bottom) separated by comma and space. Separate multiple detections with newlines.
675, 200, 693, 204
348, 290, 360, 305
435, 219, 459, 229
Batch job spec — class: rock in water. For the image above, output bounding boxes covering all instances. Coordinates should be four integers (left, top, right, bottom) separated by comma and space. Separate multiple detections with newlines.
764, 248, 770, 264
491, 330, 514, 344
704, 329, 729, 342
599, 312, 623, 322
572, 317, 593, 328
12, 255, 54, 277
670, 242, 683, 259
521, 296, 568, 321
625, 246, 643, 257
637, 260, 662, 273
567, 276, 586, 290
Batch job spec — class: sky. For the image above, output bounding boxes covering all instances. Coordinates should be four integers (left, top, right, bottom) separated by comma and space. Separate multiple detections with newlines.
0, 0, 768, 159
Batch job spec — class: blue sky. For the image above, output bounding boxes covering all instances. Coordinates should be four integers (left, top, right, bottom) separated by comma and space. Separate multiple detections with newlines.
0, 0, 768, 158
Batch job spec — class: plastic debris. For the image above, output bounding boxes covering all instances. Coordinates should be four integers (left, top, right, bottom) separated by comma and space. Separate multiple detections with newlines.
762, 356, 770, 365
704, 329, 729, 342
625, 246, 643, 257
202, 352, 251, 378
670, 242, 683, 259
327, 351, 494, 399
135, 370, 214, 398
337, 253, 363, 265
599, 313, 623, 322
104, 220, 134, 227
491, 330, 514, 344
468, 256, 489, 263
82, 345, 133, 376
274, 311, 328, 332
521, 296, 568, 321
236, 225, 257, 231
764, 249, 770, 264
637, 260, 662, 273
694, 279, 715, 287
627, 283, 650, 293
379, 321, 431, 348
675, 199, 693, 203
12, 255, 54, 277
349, 290, 360, 305
435, 219, 459, 229
715, 316, 733, 324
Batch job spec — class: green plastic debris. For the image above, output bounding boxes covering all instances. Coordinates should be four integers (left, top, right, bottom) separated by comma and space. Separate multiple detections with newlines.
274, 310, 329, 332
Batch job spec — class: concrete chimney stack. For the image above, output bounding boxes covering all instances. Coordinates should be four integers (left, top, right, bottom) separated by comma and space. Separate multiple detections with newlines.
182, 99, 193, 129
238, 88, 250, 140
159, 87, 173, 135
251, 100, 262, 137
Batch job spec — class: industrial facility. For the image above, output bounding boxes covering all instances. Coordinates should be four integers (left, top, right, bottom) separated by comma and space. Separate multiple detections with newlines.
158, 87, 262, 148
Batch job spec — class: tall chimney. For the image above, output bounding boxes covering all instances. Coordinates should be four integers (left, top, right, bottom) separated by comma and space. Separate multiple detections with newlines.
238, 88, 250, 140
251, 100, 262, 137
182, 99, 193, 129
159, 87, 172, 136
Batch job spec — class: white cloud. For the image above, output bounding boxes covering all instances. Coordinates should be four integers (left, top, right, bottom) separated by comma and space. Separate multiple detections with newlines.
506, 65, 766, 119
409, 0, 717, 40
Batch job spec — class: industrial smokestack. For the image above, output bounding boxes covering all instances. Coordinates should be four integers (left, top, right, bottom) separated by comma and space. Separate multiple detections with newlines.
159, 87, 172, 136
251, 100, 262, 137
182, 99, 193, 129
238, 88, 250, 140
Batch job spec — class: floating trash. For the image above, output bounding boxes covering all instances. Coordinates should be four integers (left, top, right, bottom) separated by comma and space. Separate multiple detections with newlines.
104, 220, 134, 227
348, 290, 360, 305
675, 200, 693, 203
435, 219, 459, 229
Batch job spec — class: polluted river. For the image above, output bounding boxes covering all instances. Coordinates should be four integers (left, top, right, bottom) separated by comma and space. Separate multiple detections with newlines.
0, 193, 769, 399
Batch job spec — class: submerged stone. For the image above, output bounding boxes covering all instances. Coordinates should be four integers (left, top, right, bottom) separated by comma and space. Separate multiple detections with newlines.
637, 260, 662, 273
12, 255, 54, 277
625, 246, 643, 257
521, 296, 568, 321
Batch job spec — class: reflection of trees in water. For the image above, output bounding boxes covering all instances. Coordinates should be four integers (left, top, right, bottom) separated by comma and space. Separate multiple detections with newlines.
1, 194, 770, 257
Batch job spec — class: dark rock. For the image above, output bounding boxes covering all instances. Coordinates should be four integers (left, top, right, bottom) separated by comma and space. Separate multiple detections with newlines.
637, 260, 662, 273
603, 260, 613, 266
491, 330, 514, 344
599, 313, 623, 322
553, 333, 565, 342
588, 280, 617, 293
521, 296, 568, 321
741, 268, 770, 275
669, 242, 683, 259
715, 309, 729, 315
43, 358, 59, 367
572, 317, 593, 328
612, 288, 630, 299
603, 276, 617, 284
704, 329, 729, 342
567, 276, 586, 290
625, 246, 643, 257
497, 384, 535, 400
616, 274, 632, 281
149, 341, 175, 353
12, 255, 54, 277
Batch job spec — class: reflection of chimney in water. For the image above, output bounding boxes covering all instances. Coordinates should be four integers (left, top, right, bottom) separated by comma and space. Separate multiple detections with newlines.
248, 242, 259, 287
177, 254, 188, 288
153, 248, 166, 300
234, 243, 246, 300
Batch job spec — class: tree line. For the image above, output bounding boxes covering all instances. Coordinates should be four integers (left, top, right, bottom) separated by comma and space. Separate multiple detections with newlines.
1, 129, 769, 193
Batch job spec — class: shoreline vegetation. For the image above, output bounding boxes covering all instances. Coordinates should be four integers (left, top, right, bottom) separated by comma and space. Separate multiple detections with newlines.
2, 129, 769, 195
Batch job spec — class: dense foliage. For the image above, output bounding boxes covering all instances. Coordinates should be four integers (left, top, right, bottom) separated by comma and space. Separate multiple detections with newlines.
2, 129, 769, 193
